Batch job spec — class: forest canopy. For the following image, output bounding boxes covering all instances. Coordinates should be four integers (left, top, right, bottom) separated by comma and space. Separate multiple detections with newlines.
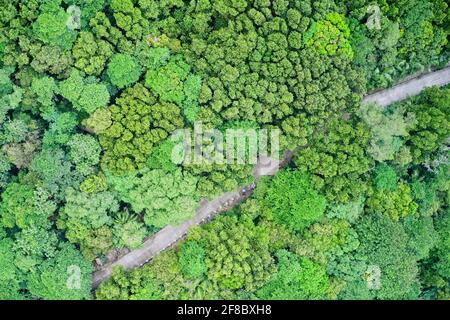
0, 0, 448, 301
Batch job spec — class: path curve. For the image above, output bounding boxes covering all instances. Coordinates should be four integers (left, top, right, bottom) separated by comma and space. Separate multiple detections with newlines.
92, 65, 450, 288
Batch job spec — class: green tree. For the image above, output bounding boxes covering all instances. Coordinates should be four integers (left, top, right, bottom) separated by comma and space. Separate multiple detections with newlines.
372, 163, 398, 192
293, 218, 359, 265
42, 112, 78, 147
0, 182, 56, 230
13, 225, 58, 273
107, 54, 142, 89
262, 169, 327, 232
80, 173, 108, 193
294, 117, 372, 203
99, 84, 183, 173
58, 188, 118, 259
0, 238, 23, 300
327, 196, 365, 223
146, 139, 178, 172
30, 44, 73, 79
358, 103, 416, 162
81, 108, 112, 134
27, 243, 92, 300
200, 215, 274, 292
366, 182, 418, 221
31, 147, 74, 198
31, 76, 58, 116
353, 214, 421, 299
178, 241, 207, 279
404, 87, 450, 163
113, 211, 147, 250
257, 250, 329, 300
420, 209, 450, 299
305, 13, 353, 59
72, 31, 113, 76
144, 51, 202, 122
403, 215, 438, 261
59, 69, 110, 114
67, 134, 101, 176
108, 168, 198, 228
32, 8, 77, 51
109, 0, 150, 41
96, 265, 163, 300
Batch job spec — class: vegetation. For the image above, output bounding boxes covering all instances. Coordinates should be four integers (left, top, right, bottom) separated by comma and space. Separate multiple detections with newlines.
0, 0, 448, 301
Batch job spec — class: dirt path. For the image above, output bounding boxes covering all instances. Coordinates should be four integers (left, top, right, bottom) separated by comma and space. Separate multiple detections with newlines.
92, 156, 283, 288
92, 65, 450, 289
93, 190, 245, 287
363, 65, 450, 107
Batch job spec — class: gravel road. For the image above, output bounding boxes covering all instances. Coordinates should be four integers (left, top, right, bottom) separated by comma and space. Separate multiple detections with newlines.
92, 65, 450, 288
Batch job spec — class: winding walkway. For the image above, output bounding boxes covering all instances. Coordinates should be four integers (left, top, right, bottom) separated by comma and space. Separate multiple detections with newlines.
92, 65, 450, 288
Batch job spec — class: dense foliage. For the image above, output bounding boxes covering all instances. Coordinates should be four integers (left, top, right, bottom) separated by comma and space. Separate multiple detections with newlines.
0, 0, 448, 300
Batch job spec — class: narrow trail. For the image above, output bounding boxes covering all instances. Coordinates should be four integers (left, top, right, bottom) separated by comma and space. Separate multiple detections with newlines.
92, 65, 450, 289
92, 155, 288, 288
363, 64, 450, 107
